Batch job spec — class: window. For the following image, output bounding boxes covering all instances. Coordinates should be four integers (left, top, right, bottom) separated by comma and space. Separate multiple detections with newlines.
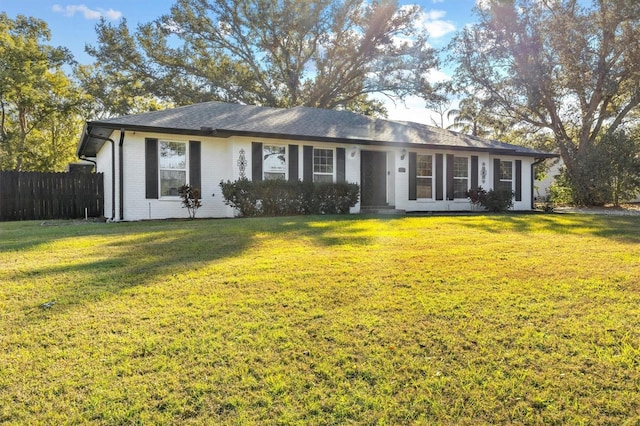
498, 160, 513, 193
313, 148, 334, 183
416, 154, 433, 198
263, 145, 286, 180
159, 141, 187, 197
453, 156, 469, 198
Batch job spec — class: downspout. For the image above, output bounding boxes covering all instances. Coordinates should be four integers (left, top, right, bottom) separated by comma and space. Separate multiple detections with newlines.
531, 158, 546, 210
78, 156, 97, 172
85, 131, 116, 221
118, 129, 125, 221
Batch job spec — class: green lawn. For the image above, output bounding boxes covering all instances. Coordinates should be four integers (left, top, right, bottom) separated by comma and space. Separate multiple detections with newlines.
1, 214, 639, 425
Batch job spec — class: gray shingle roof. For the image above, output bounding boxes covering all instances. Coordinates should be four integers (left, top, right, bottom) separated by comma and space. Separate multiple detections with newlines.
78, 101, 555, 158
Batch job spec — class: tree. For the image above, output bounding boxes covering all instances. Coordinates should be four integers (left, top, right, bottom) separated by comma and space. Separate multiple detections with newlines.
84, 0, 439, 116
600, 129, 640, 206
75, 64, 173, 120
0, 13, 82, 171
450, 0, 640, 205
424, 95, 452, 128
445, 95, 508, 139
549, 128, 640, 206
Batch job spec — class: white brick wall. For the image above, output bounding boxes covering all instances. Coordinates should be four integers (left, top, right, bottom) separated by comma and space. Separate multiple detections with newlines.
96, 138, 114, 220
94, 131, 236, 221
397, 151, 535, 212
94, 130, 537, 220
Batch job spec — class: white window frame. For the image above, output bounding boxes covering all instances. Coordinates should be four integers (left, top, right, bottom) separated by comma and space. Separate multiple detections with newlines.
263, 144, 287, 180
159, 140, 188, 199
416, 154, 434, 199
498, 160, 513, 193
313, 147, 335, 183
453, 156, 469, 199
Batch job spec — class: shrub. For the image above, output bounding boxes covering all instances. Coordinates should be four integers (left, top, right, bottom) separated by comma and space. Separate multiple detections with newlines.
466, 186, 514, 213
219, 179, 359, 217
304, 182, 360, 214
254, 179, 303, 216
466, 187, 487, 206
219, 178, 260, 217
178, 185, 202, 219
482, 189, 514, 212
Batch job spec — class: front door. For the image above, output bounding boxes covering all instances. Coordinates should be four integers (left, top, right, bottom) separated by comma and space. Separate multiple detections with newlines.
360, 151, 388, 207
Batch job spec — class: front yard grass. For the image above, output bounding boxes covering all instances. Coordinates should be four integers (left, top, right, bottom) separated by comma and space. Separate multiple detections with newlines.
1, 214, 639, 425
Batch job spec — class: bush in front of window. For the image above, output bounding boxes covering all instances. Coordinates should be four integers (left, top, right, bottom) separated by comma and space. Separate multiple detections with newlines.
178, 185, 202, 219
302, 182, 360, 215
219, 178, 261, 217
257, 179, 304, 216
482, 189, 514, 212
466, 186, 514, 213
466, 187, 487, 206
219, 179, 360, 217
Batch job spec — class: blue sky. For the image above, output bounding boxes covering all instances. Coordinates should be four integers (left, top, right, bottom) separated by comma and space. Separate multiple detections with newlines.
2, 0, 483, 123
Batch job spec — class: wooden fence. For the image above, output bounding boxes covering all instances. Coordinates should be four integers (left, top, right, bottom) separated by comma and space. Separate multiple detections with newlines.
0, 171, 104, 221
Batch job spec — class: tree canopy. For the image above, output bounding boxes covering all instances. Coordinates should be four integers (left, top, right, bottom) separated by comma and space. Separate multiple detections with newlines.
83, 0, 439, 117
445, 96, 508, 139
0, 13, 82, 171
450, 0, 640, 204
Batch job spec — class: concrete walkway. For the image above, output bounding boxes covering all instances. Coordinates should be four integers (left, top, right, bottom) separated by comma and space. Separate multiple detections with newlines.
554, 205, 640, 216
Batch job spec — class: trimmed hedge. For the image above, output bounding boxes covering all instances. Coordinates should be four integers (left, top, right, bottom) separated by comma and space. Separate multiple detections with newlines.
219, 179, 360, 217
466, 186, 514, 212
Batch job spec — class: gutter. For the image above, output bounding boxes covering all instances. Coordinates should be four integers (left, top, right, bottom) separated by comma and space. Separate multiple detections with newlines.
78, 156, 97, 172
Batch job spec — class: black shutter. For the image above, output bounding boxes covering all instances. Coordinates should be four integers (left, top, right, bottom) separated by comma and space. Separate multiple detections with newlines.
288, 145, 299, 181
446, 154, 454, 200
303, 145, 313, 182
252, 142, 263, 181
189, 141, 201, 190
408, 152, 417, 200
515, 159, 522, 201
435, 153, 444, 200
494, 158, 501, 190
336, 148, 346, 183
471, 155, 478, 189
145, 138, 158, 199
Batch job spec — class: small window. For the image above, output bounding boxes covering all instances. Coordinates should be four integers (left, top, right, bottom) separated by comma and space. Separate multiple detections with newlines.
453, 156, 468, 199
498, 160, 513, 193
313, 148, 334, 183
263, 145, 286, 180
159, 141, 187, 197
416, 154, 433, 199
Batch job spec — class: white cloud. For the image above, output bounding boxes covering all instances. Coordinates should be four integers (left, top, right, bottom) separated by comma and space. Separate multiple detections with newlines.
425, 68, 451, 84
424, 19, 456, 39
414, 8, 456, 39
52, 4, 122, 20
423, 10, 447, 21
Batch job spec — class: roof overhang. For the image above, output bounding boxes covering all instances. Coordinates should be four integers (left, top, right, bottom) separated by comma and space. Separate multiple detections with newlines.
211, 128, 558, 158
77, 123, 115, 158
77, 122, 559, 159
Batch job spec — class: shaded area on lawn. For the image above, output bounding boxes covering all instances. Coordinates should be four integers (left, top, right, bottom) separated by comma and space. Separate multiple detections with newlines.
3, 213, 639, 323
1, 216, 379, 321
